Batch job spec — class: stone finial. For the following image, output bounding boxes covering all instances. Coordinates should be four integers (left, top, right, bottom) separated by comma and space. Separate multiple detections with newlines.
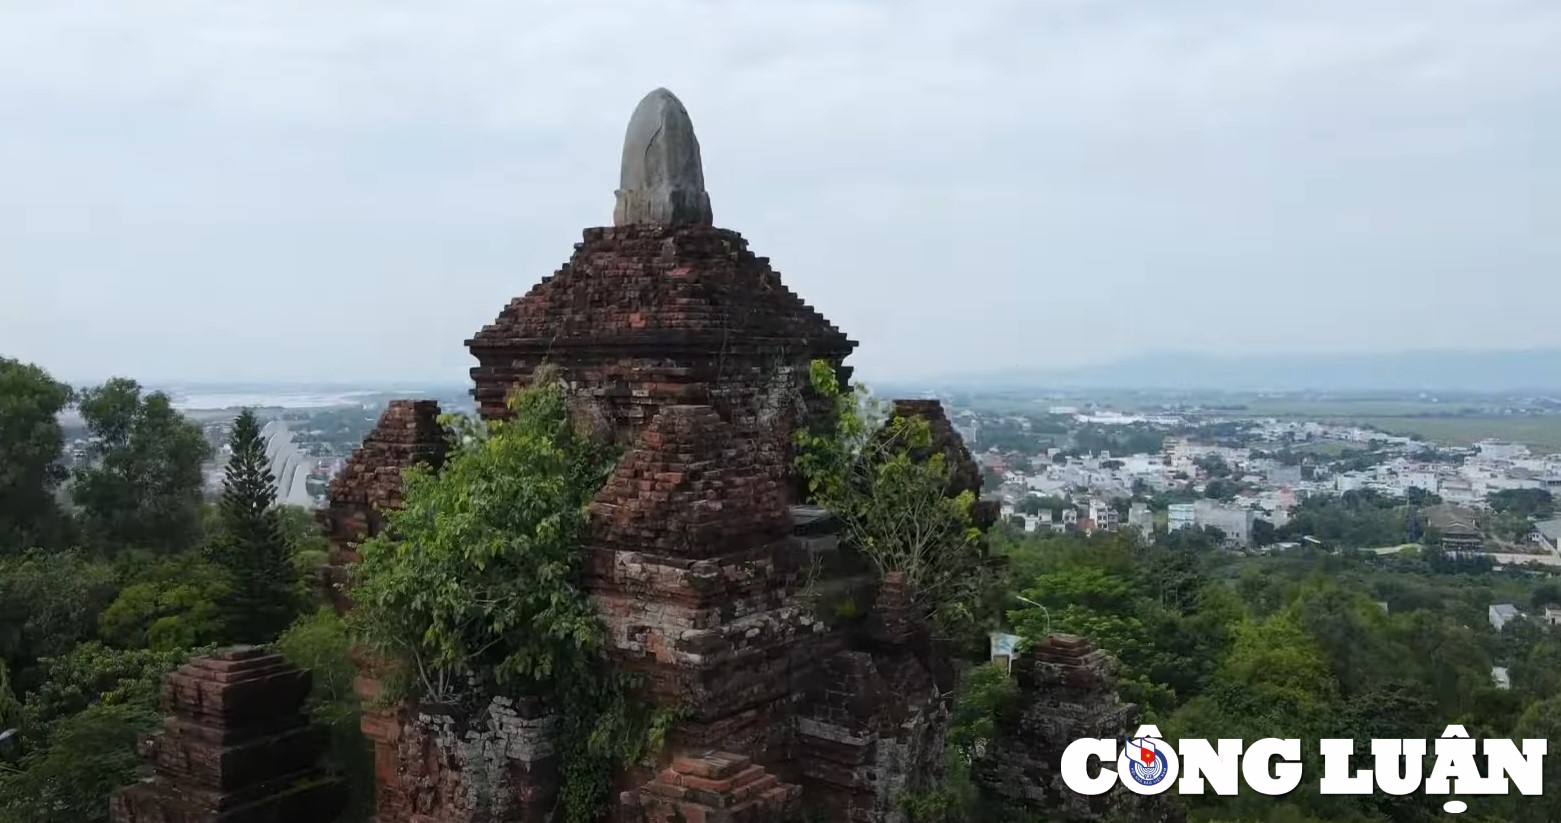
613, 88, 714, 227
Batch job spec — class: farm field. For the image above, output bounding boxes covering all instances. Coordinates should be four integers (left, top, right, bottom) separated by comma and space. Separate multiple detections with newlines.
1243, 407, 1561, 451
1360, 415, 1561, 452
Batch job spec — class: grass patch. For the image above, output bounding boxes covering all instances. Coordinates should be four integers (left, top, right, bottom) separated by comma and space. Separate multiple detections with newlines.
1363, 416, 1561, 452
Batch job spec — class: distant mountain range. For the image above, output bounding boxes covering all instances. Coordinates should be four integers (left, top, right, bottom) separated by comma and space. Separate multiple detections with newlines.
912, 349, 1561, 394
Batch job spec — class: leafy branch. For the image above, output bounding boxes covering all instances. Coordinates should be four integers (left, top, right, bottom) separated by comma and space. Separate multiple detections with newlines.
793, 360, 991, 636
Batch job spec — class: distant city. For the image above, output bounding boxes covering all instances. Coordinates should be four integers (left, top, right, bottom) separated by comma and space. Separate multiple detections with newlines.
924, 388, 1561, 571
81, 379, 1561, 549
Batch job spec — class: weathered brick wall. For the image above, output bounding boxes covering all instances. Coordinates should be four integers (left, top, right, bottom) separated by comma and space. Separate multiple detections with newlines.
886, 399, 998, 531
465, 225, 856, 500
314, 398, 531, 823
111, 647, 345, 823
317, 399, 447, 614
973, 635, 1184, 822
793, 573, 948, 823
885, 400, 981, 498
584, 405, 826, 764
372, 696, 559, 823
624, 751, 800, 823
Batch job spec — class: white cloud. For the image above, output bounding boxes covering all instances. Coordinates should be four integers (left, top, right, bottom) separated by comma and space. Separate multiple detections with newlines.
0, 0, 1557, 383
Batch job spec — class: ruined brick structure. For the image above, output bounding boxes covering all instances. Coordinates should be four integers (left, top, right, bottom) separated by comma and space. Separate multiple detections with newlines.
628, 751, 800, 823
584, 403, 807, 750
316, 399, 448, 615
972, 635, 1184, 822
464, 223, 855, 503
794, 572, 949, 822
264, 86, 1162, 823
885, 399, 1000, 532
312, 398, 564, 823
111, 647, 345, 823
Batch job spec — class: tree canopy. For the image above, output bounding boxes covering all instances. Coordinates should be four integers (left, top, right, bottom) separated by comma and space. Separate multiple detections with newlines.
73, 379, 211, 554
0, 358, 74, 554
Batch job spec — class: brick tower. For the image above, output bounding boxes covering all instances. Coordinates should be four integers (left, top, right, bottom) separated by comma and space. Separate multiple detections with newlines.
465, 88, 856, 489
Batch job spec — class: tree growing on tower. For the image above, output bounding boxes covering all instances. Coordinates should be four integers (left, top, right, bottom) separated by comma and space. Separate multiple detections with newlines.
208, 409, 299, 643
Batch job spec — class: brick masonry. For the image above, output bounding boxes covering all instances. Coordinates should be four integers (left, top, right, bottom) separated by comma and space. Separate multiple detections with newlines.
586, 404, 824, 780
793, 572, 948, 822
885, 399, 999, 532
464, 224, 857, 502
373, 696, 559, 823
972, 635, 1184, 823
627, 751, 800, 823
110, 646, 345, 823
316, 399, 448, 615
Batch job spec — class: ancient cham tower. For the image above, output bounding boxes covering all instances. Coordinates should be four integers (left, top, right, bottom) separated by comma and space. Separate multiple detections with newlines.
99, 86, 1163, 823
109, 86, 1179, 823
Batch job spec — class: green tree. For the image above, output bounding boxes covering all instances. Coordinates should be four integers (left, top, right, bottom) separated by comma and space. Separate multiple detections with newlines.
1204, 478, 1240, 500
275, 609, 372, 822
1531, 582, 1561, 610
0, 550, 118, 688
73, 379, 211, 554
795, 361, 991, 636
97, 556, 231, 651
0, 358, 74, 554
1286, 581, 1414, 698
0, 702, 158, 823
1488, 488, 1554, 519
348, 377, 651, 822
206, 409, 298, 643
1505, 695, 1561, 823
278, 504, 332, 593
1196, 454, 1232, 478
1486, 511, 1536, 542
349, 385, 614, 700
14, 642, 200, 746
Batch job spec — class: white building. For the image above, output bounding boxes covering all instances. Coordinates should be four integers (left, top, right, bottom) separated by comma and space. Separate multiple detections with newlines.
1195, 500, 1257, 547
1128, 502, 1154, 538
1087, 498, 1119, 532
1478, 441, 1530, 462
1536, 519, 1561, 553
1490, 603, 1523, 632
1168, 503, 1196, 532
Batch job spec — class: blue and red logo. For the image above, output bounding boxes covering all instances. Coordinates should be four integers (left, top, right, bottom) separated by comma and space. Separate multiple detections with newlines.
1125, 737, 1169, 786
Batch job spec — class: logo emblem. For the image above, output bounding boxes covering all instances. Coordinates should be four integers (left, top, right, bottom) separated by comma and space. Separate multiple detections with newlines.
1125, 738, 1169, 786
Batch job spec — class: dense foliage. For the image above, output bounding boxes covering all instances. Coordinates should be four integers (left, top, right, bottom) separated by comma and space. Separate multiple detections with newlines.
349, 381, 617, 701
347, 377, 666, 823
966, 528, 1561, 823
0, 359, 328, 823
73, 379, 212, 554
0, 357, 74, 553
1277, 488, 1426, 547
794, 360, 992, 635
7, 351, 1561, 823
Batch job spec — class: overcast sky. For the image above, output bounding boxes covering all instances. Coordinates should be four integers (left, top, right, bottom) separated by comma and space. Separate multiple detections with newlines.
0, 0, 1555, 386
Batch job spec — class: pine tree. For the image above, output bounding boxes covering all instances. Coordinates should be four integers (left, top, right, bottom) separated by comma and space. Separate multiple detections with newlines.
208, 409, 299, 643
